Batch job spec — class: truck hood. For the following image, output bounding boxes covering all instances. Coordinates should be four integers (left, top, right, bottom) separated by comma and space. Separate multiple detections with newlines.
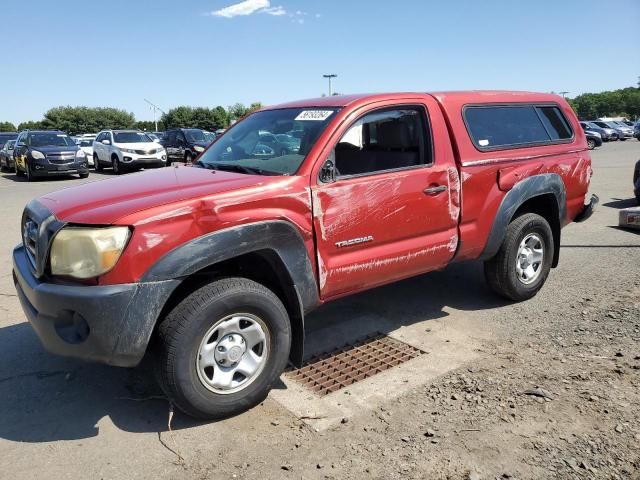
38, 166, 279, 224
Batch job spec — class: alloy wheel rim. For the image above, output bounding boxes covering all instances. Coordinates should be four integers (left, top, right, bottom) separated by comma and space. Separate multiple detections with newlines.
196, 313, 270, 395
515, 233, 544, 285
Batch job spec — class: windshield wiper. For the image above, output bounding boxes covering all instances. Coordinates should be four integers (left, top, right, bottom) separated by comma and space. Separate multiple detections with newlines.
208, 163, 281, 176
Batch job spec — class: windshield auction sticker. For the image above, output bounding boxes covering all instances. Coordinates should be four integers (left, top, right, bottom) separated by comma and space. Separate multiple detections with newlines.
295, 110, 334, 121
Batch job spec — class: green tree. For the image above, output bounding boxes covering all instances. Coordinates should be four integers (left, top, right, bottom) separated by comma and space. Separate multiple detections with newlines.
569, 86, 640, 120
40, 106, 135, 134
135, 120, 163, 132
0, 121, 16, 131
161, 106, 231, 131
17, 120, 44, 130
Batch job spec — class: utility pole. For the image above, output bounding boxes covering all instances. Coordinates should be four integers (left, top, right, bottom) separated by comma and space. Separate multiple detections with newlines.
559, 91, 569, 99
323, 74, 337, 96
144, 98, 166, 132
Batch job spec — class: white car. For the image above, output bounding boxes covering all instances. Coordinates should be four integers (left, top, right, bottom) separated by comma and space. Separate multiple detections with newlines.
76, 138, 95, 166
92, 130, 167, 174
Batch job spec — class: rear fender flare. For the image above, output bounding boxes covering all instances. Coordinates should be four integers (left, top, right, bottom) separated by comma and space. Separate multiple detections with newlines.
480, 173, 566, 263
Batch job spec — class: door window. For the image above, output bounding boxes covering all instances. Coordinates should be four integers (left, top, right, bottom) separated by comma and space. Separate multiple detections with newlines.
333, 108, 430, 177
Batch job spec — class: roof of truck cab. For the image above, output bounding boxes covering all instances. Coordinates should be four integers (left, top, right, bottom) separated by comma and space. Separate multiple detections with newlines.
269, 91, 565, 109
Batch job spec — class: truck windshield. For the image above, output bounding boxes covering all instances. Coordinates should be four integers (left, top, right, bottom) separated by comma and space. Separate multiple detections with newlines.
196, 108, 339, 175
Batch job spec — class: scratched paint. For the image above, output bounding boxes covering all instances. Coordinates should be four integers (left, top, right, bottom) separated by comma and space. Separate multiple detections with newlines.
447, 166, 461, 223
329, 236, 456, 277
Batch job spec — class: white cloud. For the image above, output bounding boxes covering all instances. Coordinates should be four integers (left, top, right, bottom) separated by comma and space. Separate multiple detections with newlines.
208, 1, 318, 22
263, 5, 286, 16
210, 0, 271, 18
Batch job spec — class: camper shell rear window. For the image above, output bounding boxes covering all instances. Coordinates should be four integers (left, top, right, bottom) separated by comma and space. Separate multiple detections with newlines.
463, 104, 574, 151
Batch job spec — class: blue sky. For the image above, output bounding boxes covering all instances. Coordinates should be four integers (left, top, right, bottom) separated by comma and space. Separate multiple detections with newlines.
2, 0, 639, 125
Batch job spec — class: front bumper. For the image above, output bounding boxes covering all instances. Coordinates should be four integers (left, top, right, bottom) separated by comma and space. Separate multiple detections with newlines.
13, 245, 178, 367
30, 161, 89, 177
574, 194, 599, 223
120, 151, 167, 167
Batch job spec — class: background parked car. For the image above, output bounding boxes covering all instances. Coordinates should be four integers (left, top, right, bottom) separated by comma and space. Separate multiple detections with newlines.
610, 121, 634, 139
0, 131, 18, 149
633, 123, 640, 140
0, 139, 16, 171
592, 121, 631, 141
585, 121, 618, 141
161, 128, 210, 164
93, 130, 167, 174
579, 121, 614, 142
585, 130, 602, 150
13, 130, 89, 181
77, 138, 95, 166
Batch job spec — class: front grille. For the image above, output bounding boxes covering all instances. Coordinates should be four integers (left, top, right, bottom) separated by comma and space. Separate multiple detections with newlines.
21, 200, 63, 278
46, 152, 75, 165
22, 218, 38, 268
135, 148, 157, 155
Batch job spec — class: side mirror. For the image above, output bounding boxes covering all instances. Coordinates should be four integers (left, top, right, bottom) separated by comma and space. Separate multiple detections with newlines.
320, 159, 336, 183
102, 139, 111, 145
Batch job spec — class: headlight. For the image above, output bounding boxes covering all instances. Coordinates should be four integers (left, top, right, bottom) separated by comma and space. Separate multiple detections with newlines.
120, 148, 136, 154
31, 150, 45, 160
76, 150, 86, 158
193, 146, 205, 153
50, 226, 131, 279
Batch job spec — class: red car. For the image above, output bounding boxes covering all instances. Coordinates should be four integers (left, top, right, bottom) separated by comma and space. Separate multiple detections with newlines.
13, 91, 597, 418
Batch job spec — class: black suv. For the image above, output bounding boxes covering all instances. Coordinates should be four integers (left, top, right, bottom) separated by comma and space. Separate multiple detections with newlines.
161, 128, 212, 164
13, 130, 89, 181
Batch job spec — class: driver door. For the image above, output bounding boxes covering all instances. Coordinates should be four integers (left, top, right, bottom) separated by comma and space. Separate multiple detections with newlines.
311, 103, 460, 299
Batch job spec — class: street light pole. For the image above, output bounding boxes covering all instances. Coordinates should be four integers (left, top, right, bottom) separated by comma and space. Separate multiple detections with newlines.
144, 98, 166, 132
323, 74, 337, 96
559, 91, 569, 99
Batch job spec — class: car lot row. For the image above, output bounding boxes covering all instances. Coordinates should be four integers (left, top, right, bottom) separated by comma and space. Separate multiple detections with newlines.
580, 118, 639, 149
0, 125, 305, 180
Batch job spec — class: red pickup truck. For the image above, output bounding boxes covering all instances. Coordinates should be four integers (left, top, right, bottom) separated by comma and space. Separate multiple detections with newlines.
13, 91, 597, 418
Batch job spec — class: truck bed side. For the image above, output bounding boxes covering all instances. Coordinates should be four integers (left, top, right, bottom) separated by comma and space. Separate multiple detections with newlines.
430, 91, 591, 262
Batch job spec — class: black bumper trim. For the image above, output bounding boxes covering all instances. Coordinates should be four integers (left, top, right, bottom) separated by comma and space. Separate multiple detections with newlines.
13, 245, 179, 367
574, 194, 599, 223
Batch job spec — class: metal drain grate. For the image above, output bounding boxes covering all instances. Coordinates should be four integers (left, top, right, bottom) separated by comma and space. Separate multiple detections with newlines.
287, 333, 425, 396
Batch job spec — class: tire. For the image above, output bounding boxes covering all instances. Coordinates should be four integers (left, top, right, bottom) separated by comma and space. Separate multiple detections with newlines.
587, 139, 596, 150
484, 213, 554, 302
155, 277, 291, 419
25, 161, 35, 182
620, 137, 627, 142
94, 154, 102, 171
112, 155, 122, 175
184, 152, 193, 164
79, 172, 89, 179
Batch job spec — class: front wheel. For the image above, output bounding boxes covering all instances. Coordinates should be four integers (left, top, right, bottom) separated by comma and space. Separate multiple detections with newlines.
484, 213, 554, 301
587, 138, 596, 150
155, 278, 291, 419
94, 154, 102, 171
184, 152, 193, 164
112, 156, 122, 175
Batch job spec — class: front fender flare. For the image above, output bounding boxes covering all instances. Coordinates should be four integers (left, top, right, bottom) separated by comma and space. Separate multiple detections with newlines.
142, 220, 319, 367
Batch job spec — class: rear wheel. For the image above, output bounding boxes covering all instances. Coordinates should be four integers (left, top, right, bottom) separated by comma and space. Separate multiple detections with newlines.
155, 278, 291, 419
484, 213, 554, 301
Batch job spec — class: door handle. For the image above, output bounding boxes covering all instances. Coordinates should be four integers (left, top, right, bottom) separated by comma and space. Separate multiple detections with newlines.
423, 185, 448, 195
